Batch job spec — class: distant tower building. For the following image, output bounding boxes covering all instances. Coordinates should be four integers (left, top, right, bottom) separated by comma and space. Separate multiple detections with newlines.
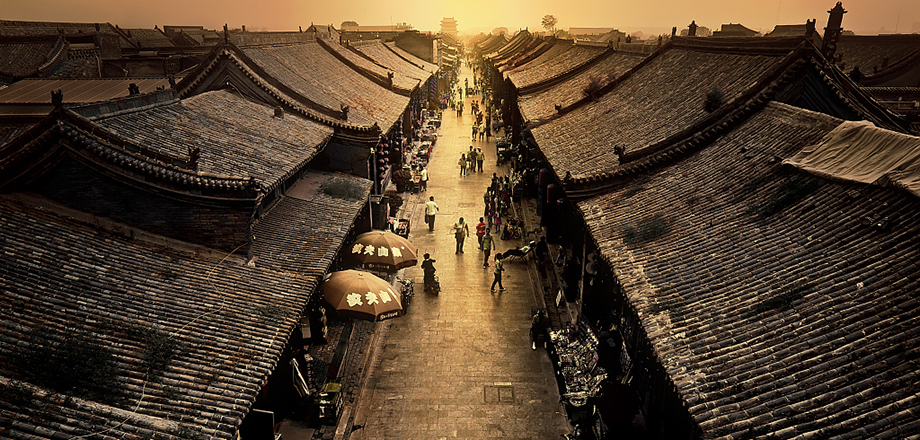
441, 17, 458, 36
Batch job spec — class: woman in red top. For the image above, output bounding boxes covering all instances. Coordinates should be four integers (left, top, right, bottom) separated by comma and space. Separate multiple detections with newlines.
476, 217, 487, 249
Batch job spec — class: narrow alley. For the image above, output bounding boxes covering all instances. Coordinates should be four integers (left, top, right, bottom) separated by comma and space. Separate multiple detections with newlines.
343, 63, 572, 439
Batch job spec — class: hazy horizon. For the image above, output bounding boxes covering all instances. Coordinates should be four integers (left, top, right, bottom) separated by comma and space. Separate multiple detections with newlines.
4, 0, 920, 36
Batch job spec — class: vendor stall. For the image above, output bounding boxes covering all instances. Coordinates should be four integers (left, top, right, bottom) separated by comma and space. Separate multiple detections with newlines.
550, 318, 608, 435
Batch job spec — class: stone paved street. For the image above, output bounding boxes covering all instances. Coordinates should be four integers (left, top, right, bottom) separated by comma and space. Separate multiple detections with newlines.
340, 64, 572, 439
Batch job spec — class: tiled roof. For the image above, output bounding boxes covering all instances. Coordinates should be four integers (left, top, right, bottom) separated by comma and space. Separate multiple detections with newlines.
0, 121, 36, 145
532, 41, 791, 181
0, 19, 116, 37
386, 42, 438, 72
501, 42, 570, 73
251, 171, 372, 275
579, 101, 920, 438
517, 51, 646, 123
117, 27, 176, 48
354, 41, 432, 84
492, 36, 548, 68
506, 44, 610, 90
318, 38, 419, 93
0, 37, 64, 80
496, 38, 552, 70
476, 34, 508, 54
240, 41, 409, 128
175, 45, 365, 131
94, 89, 333, 192
486, 30, 535, 61
0, 107, 261, 197
837, 34, 920, 77
0, 77, 176, 105
0, 196, 317, 439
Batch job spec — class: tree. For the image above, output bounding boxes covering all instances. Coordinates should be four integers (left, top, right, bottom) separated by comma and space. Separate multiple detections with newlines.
541, 15, 558, 34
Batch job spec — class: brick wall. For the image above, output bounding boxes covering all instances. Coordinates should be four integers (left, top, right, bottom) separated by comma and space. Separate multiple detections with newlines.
31, 156, 254, 252
395, 33, 435, 64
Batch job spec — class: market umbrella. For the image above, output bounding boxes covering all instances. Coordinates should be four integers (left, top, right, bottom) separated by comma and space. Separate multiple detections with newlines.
320, 270, 403, 321
349, 230, 418, 271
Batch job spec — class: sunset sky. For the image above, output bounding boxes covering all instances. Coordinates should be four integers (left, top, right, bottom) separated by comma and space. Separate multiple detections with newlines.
4, 0, 920, 36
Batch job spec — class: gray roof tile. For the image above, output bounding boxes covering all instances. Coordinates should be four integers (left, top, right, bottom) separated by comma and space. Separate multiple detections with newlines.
0, 196, 318, 439
578, 102, 920, 438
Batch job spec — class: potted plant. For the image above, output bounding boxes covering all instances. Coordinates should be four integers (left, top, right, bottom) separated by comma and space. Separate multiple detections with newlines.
392, 169, 413, 192
385, 192, 404, 216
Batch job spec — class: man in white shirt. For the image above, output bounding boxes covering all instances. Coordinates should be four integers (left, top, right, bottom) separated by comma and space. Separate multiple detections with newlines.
419, 168, 428, 191
425, 196, 439, 231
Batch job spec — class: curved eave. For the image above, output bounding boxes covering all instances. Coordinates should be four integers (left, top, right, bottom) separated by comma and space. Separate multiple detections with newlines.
0, 109, 262, 202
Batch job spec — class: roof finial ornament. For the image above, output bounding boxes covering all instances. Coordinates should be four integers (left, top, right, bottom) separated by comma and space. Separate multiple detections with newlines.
688, 20, 698, 37
223, 23, 229, 44
187, 146, 200, 171
51, 89, 64, 108
822, 2, 846, 59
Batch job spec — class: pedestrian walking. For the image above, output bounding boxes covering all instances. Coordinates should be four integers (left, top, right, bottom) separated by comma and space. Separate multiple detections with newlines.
471, 124, 478, 140
419, 167, 428, 191
481, 228, 494, 268
468, 147, 477, 173
491, 253, 505, 291
459, 154, 467, 176
478, 122, 485, 141
425, 196, 439, 231
476, 217, 487, 249
453, 217, 470, 254
477, 148, 484, 172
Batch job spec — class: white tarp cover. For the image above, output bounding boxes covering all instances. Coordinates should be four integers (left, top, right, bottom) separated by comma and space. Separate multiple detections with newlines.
784, 120, 920, 198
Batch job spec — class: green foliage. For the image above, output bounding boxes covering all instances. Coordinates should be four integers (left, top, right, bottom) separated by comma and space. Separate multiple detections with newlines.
321, 176, 367, 200
704, 86, 725, 113
737, 169, 820, 218
385, 192, 404, 216
757, 175, 819, 217
648, 299, 687, 324
734, 172, 775, 203
620, 174, 653, 200
621, 214, 670, 245
749, 284, 813, 316
391, 169, 413, 188
255, 304, 293, 321
13, 324, 125, 403
541, 14, 558, 32
129, 324, 188, 383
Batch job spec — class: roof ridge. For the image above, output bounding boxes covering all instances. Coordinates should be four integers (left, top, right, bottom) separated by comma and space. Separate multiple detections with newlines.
316, 37, 413, 96
517, 45, 618, 95
175, 43, 377, 132
563, 44, 817, 197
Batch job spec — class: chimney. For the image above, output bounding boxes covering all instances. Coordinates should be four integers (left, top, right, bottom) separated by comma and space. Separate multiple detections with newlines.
242, 25, 246, 32
688, 21, 698, 37
671, 26, 677, 37
822, 1, 846, 59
